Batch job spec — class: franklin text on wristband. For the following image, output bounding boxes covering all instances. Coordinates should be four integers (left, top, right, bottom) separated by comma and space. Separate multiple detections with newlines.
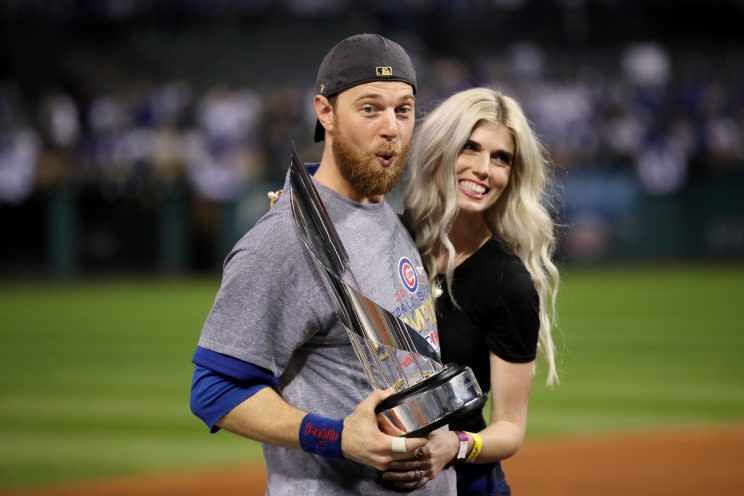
299, 413, 344, 459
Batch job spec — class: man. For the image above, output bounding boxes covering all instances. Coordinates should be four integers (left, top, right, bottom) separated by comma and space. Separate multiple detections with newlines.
190, 34, 455, 494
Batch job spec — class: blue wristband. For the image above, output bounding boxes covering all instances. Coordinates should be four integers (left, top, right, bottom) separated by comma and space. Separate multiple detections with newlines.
299, 413, 344, 459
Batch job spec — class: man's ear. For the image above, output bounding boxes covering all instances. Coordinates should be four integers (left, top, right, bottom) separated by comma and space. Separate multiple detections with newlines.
314, 95, 335, 136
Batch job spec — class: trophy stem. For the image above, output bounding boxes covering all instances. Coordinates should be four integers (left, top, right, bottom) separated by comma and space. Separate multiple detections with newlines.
347, 330, 381, 390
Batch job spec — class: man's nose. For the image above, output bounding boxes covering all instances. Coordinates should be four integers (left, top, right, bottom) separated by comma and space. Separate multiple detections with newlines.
379, 108, 398, 141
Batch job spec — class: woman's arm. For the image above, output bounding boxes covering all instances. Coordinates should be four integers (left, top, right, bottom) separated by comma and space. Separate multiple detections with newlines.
382, 353, 535, 488
472, 354, 534, 462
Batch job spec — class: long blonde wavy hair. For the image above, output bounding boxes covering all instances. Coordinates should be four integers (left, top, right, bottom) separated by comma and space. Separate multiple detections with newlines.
403, 87, 560, 385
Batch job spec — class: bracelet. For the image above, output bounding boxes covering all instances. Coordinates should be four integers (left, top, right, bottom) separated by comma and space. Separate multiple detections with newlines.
299, 413, 344, 459
454, 431, 469, 462
465, 432, 483, 463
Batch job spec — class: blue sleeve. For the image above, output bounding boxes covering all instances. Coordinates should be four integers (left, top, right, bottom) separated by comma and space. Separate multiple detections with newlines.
190, 347, 279, 433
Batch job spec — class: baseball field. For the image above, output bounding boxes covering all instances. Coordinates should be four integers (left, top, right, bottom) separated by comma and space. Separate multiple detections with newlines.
1, 265, 743, 494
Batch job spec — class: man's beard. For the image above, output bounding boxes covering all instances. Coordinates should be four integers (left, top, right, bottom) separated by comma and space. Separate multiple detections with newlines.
331, 125, 410, 198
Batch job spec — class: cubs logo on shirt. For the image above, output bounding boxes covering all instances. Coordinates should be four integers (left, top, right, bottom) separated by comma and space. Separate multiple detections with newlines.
398, 257, 418, 293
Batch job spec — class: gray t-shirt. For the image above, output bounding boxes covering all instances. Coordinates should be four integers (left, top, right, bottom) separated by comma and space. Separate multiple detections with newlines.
198, 175, 455, 495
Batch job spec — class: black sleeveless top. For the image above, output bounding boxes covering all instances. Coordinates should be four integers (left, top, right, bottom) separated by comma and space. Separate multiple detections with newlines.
436, 237, 540, 432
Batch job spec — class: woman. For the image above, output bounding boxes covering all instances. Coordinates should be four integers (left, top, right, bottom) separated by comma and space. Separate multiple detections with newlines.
382, 87, 560, 494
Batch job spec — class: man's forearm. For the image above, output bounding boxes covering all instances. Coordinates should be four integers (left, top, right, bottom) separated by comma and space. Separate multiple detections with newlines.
216, 386, 429, 472
216, 386, 307, 448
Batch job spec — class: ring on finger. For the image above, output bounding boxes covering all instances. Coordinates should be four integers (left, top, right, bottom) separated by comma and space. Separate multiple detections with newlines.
415, 447, 425, 459
415, 469, 424, 481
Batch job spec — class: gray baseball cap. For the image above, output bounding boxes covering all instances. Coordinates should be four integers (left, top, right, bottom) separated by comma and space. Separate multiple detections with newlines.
314, 33, 417, 142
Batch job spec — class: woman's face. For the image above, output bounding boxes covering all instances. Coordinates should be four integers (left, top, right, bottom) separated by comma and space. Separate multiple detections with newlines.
454, 121, 514, 217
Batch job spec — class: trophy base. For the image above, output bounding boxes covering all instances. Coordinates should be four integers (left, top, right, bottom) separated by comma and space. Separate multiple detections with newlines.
375, 363, 488, 438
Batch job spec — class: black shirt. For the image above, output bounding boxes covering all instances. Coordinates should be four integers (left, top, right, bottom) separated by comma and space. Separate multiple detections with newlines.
437, 237, 540, 432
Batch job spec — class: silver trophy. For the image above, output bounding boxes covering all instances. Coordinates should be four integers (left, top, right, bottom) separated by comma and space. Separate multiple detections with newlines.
289, 146, 486, 437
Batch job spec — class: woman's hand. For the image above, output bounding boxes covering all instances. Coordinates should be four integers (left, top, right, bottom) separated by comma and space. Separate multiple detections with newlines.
380, 428, 460, 489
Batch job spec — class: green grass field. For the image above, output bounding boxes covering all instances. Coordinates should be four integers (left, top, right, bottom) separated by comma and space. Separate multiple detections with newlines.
1, 266, 743, 489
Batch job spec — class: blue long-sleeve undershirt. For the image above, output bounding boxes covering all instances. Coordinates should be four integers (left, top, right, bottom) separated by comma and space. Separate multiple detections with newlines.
190, 346, 279, 433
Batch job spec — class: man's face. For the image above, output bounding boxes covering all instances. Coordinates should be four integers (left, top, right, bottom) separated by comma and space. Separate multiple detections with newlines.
329, 81, 415, 197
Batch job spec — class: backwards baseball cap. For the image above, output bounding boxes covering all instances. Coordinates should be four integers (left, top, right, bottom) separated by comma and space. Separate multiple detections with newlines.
314, 33, 417, 142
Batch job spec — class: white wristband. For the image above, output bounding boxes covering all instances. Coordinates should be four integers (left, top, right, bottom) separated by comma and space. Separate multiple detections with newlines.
454, 431, 469, 462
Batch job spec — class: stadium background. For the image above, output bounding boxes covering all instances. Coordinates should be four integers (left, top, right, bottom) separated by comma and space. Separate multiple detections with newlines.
1, 1, 743, 494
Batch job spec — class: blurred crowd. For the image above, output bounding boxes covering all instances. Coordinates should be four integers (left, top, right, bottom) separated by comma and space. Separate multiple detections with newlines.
0, 80, 282, 203
0, 1, 742, 272
2, 40, 743, 206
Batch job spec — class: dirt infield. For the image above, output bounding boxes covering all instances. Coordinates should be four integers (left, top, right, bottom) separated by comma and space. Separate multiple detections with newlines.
4, 425, 743, 496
